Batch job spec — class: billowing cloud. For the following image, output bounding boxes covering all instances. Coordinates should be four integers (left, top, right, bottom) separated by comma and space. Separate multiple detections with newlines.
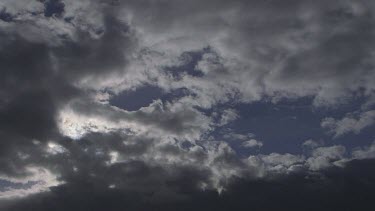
306, 145, 347, 171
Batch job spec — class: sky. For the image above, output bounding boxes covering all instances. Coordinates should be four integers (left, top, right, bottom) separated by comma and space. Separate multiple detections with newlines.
0, 0, 375, 210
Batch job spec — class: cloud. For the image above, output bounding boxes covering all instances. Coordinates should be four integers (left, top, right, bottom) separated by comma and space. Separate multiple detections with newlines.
241, 139, 263, 148
302, 139, 323, 149
321, 110, 375, 137
217, 109, 238, 126
0, 166, 62, 199
0, 0, 136, 180
352, 141, 375, 159
99, 0, 375, 107
306, 145, 346, 171
3, 158, 374, 211
45, 142, 69, 155
255, 153, 305, 174
0, 0, 375, 210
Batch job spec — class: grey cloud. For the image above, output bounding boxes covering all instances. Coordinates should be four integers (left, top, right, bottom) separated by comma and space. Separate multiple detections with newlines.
352, 141, 375, 159
321, 110, 375, 137
1, 0, 375, 210
61, 98, 212, 141
307, 145, 346, 171
96, 0, 375, 107
0, 1, 135, 180
241, 139, 263, 148
302, 139, 323, 149
4, 158, 375, 211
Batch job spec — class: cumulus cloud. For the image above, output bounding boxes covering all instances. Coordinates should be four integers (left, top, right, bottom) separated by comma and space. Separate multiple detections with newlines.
306, 145, 347, 171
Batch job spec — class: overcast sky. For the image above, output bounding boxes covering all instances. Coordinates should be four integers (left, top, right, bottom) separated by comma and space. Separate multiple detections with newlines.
0, 0, 375, 210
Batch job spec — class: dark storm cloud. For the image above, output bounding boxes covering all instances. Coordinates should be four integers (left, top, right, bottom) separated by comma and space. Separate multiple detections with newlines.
0, 33, 79, 178
0, 15, 131, 140
0, 131, 215, 210
54, 16, 134, 80
1, 158, 375, 211
0, 4, 134, 178
0, 8, 13, 22
0, 37, 59, 140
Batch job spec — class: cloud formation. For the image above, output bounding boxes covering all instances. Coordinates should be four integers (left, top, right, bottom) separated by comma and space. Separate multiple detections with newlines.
321, 110, 375, 137
0, 0, 375, 210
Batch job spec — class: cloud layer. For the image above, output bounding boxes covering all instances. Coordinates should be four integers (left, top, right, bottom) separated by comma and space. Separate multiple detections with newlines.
0, 0, 375, 210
